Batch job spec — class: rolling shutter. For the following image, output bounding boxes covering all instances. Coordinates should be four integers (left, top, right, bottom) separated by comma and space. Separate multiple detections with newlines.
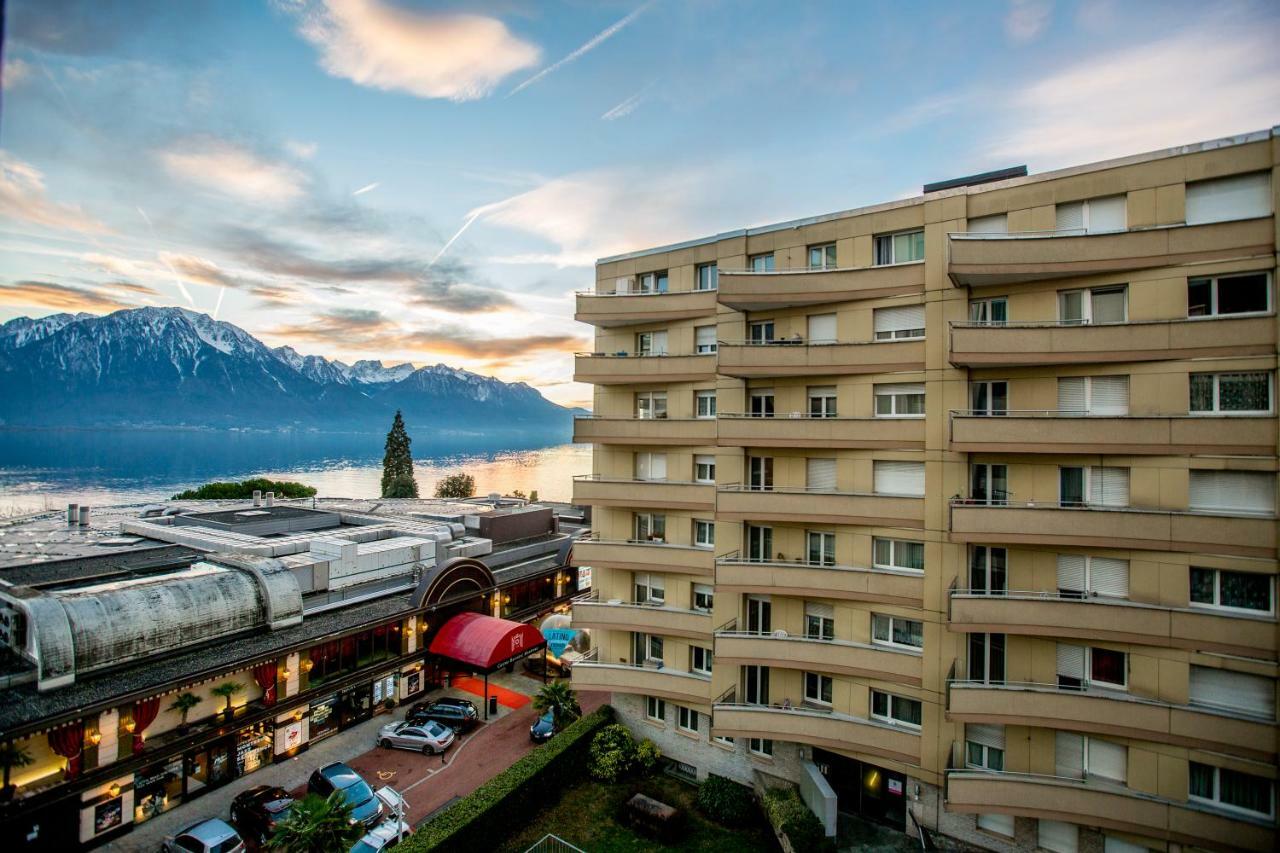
1089, 557, 1129, 598
978, 814, 1014, 836
805, 601, 835, 620
1089, 467, 1129, 507
1104, 837, 1149, 853
1057, 555, 1086, 595
1057, 644, 1085, 682
1088, 738, 1127, 783
695, 325, 716, 351
1087, 196, 1127, 232
650, 331, 668, 355
874, 305, 925, 337
1056, 201, 1084, 232
807, 458, 837, 491
614, 277, 632, 294
966, 723, 1005, 750
1189, 471, 1276, 515
874, 461, 925, 497
1090, 376, 1129, 415
967, 214, 1007, 234
1058, 378, 1087, 414
1055, 731, 1084, 778
1039, 819, 1079, 853
807, 313, 838, 344
1189, 666, 1276, 719
1186, 172, 1272, 225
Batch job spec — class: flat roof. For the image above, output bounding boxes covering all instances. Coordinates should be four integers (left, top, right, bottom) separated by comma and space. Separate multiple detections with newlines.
182, 505, 335, 525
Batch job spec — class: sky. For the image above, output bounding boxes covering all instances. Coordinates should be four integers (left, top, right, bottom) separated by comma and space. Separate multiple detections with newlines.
1, 0, 1278, 408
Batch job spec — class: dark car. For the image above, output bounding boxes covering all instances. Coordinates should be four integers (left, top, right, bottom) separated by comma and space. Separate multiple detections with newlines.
229, 785, 294, 845
407, 698, 479, 731
530, 710, 555, 743
307, 763, 384, 828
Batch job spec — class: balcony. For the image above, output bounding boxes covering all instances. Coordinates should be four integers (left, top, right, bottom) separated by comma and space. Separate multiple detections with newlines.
718, 262, 926, 311
946, 218, 1275, 287
716, 339, 924, 378
571, 476, 715, 512
949, 591, 1278, 660
569, 537, 714, 576
571, 659, 712, 708
947, 681, 1278, 763
716, 556, 924, 607
950, 411, 1278, 456
949, 502, 1277, 559
575, 288, 717, 327
573, 352, 716, 385
715, 631, 922, 686
571, 596, 712, 639
945, 769, 1277, 852
718, 485, 925, 528
572, 416, 717, 446
718, 413, 925, 449
712, 703, 920, 766
950, 315, 1277, 367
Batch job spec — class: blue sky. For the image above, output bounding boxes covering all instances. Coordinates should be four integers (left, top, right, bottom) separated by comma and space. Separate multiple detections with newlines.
1, 0, 1278, 406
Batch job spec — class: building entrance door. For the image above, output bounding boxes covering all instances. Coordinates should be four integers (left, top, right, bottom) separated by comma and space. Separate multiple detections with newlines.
340, 683, 374, 729
813, 749, 906, 831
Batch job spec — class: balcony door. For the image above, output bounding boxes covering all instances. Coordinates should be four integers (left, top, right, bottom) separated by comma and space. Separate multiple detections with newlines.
749, 389, 775, 417
970, 381, 1008, 416
633, 512, 666, 543
968, 633, 1006, 684
745, 524, 773, 563
746, 595, 772, 633
969, 546, 1007, 594
969, 464, 1009, 505
748, 320, 775, 344
1060, 466, 1129, 507
744, 664, 770, 705
635, 391, 667, 420
748, 456, 774, 490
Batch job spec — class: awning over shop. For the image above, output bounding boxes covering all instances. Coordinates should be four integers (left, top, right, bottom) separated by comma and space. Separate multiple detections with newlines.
428, 612, 546, 673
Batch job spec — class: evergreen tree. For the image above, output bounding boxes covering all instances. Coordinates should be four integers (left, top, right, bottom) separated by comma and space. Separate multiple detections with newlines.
381, 410, 419, 498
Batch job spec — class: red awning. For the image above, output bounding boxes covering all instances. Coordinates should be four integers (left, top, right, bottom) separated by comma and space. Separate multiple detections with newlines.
428, 612, 546, 672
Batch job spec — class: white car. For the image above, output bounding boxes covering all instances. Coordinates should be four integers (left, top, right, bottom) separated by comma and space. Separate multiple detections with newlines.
351, 816, 412, 852
376, 719, 456, 754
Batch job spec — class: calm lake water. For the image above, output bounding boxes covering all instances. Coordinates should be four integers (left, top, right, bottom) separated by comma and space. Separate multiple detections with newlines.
0, 430, 591, 515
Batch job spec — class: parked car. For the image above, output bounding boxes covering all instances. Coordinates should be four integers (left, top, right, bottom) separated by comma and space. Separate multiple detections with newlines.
162, 818, 245, 853
307, 763, 384, 827
229, 785, 294, 844
407, 698, 478, 731
376, 719, 456, 754
530, 710, 555, 743
351, 817, 412, 852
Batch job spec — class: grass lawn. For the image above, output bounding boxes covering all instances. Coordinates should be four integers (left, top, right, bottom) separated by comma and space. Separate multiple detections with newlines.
495, 772, 777, 853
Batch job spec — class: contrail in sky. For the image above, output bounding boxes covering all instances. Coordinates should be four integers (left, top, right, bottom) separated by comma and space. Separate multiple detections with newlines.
352, 182, 379, 196
508, 2, 652, 96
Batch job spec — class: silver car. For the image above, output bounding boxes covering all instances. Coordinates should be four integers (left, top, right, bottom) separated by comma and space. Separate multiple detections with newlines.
376, 719, 456, 754
162, 818, 245, 853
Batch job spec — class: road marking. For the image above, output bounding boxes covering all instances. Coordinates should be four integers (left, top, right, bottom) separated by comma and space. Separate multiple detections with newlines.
401, 727, 487, 794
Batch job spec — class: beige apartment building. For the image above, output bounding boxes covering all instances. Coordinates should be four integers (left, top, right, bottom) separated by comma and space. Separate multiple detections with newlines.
568, 128, 1279, 852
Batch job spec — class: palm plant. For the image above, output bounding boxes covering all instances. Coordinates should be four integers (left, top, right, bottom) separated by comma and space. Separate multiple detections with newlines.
210, 682, 243, 718
533, 681, 581, 732
0, 741, 34, 791
267, 792, 365, 853
168, 692, 201, 731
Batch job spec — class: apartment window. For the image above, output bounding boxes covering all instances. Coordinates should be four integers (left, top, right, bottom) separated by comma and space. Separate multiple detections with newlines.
969, 297, 1007, 325
875, 460, 925, 497
804, 672, 833, 706
694, 454, 716, 483
637, 271, 669, 293
1057, 643, 1126, 690
807, 312, 837, 345
1059, 466, 1129, 507
1055, 195, 1126, 233
635, 330, 668, 355
746, 526, 773, 563
748, 738, 773, 756
1057, 554, 1129, 599
873, 304, 925, 340
1190, 567, 1273, 614
633, 512, 666, 542
748, 253, 775, 273
693, 520, 715, 549
747, 320, 775, 343
747, 455, 773, 490
634, 452, 667, 481
969, 463, 1008, 505
874, 537, 925, 572
690, 645, 713, 675
748, 389, 775, 417
1185, 172, 1272, 225
1188, 272, 1270, 317
968, 632, 1006, 683
970, 380, 1008, 415
977, 814, 1014, 837
1039, 820, 1079, 853
806, 457, 837, 492
874, 383, 925, 417
1190, 762, 1275, 819
635, 391, 667, 419
1058, 375, 1129, 416
746, 597, 772, 635
645, 695, 666, 721
1189, 470, 1276, 516
634, 632, 664, 664
1189, 372, 1272, 414
808, 243, 837, 270
677, 705, 698, 733
872, 614, 923, 649
692, 583, 714, 613
965, 723, 1005, 771
1060, 285, 1127, 324
695, 325, 717, 354
871, 690, 922, 728
1189, 666, 1275, 719
714, 734, 735, 747
808, 386, 837, 418
633, 571, 665, 604
874, 229, 924, 265
695, 389, 717, 419
1055, 732, 1127, 784
969, 546, 1007, 593
695, 263, 719, 291
967, 213, 1008, 234
804, 601, 835, 640
806, 531, 836, 567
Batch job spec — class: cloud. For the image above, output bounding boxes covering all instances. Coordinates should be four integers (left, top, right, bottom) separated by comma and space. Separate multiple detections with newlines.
3, 58, 31, 90
601, 86, 649, 121
159, 137, 307, 204
352, 181, 379, 196
286, 139, 318, 159
0, 281, 139, 313
281, 0, 539, 101
158, 252, 246, 289
0, 152, 109, 234
509, 2, 650, 96
1005, 0, 1052, 43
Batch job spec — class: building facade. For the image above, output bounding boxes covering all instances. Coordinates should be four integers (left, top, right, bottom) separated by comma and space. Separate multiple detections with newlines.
569, 128, 1280, 852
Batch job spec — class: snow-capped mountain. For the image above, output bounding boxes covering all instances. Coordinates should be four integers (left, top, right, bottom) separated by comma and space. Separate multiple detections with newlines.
0, 307, 576, 435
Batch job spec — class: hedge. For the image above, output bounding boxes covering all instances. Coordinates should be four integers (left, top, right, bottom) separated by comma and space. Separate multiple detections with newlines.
400, 704, 614, 851
696, 773, 756, 825
762, 786, 834, 853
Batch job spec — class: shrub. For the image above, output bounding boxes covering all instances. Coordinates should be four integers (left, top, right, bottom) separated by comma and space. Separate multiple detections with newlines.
762, 787, 833, 853
383, 475, 419, 499
434, 472, 475, 499
589, 723, 636, 782
171, 478, 316, 500
635, 738, 661, 773
696, 774, 755, 825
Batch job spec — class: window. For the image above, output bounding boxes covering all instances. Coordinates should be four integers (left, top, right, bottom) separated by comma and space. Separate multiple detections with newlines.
637, 271, 669, 293
677, 705, 698, 733
874, 229, 925, 265
969, 297, 1007, 325
968, 632, 1006, 683
747, 455, 773, 490
634, 632, 664, 664
1060, 286, 1127, 324
1057, 643, 1127, 690
874, 538, 924, 572
977, 814, 1014, 837
635, 391, 667, 419
633, 512, 666, 542
1059, 466, 1129, 507
970, 380, 1007, 415
965, 723, 1005, 771
747, 320, 775, 343
806, 531, 835, 567
692, 583, 714, 613
871, 690, 922, 727
967, 213, 1008, 234
808, 386, 837, 418
695, 263, 719, 291
1055, 732, 1127, 783
1188, 272, 1270, 317
874, 383, 925, 417
634, 571, 665, 604
695, 389, 717, 419
969, 546, 1007, 593
695, 325, 717, 354
969, 463, 1008, 505
748, 738, 773, 756
748, 389, 775, 418
746, 526, 772, 563
693, 519, 715, 549
1058, 375, 1129, 416
808, 243, 837, 270
691, 645, 713, 675
645, 696, 666, 721
1189, 762, 1275, 818
807, 312, 837, 344
744, 662, 770, 704
1189, 666, 1275, 719
635, 330, 668, 355
804, 672, 833, 705
1055, 195, 1126, 233
714, 734, 735, 747
1057, 555, 1129, 599
874, 460, 925, 496
873, 304, 925, 340
694, 454, 716, 483
804, 601, 835, 640
1189, 372, 1272, 414
1190, 567, 1273, 614
806, 457, 837, 491
748, 253, 775, 273
1188, 470, 1276, 515
634, 452, 667, 481
872, 614, 924, 649
1185, 172, 1272, 225
1039, 820, 1079, 853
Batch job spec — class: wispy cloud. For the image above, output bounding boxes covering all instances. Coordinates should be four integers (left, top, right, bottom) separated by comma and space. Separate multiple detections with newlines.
0, 152, 110, 234
601, 84, 651, 121
1005, 0, 1052, 43
281, 0, 539, 101
159, 252, 247, 290
159, 137, 307, 205
2, 58, 32, 90
0, 280, 147, 313
352, 181, 379, 196
286, 139, 318, 159
509, 2, 651, 96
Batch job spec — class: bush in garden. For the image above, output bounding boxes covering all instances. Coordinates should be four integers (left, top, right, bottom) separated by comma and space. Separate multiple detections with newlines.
635, 738, 661, 773
696, 774, 756, 825
762, 787, 834, 853
589, 723, 637, 782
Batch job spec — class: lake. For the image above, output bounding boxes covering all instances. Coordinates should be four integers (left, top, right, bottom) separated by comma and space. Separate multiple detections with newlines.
0, 430, 592, 515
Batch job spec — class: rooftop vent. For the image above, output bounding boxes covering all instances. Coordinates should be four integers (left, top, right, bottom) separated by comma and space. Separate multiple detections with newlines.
923, 165, 1027, 195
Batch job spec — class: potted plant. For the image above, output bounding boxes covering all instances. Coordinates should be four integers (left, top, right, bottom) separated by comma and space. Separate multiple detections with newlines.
168, 692, 201, 733
0, 741, 34, 802
210, 682, 244, 720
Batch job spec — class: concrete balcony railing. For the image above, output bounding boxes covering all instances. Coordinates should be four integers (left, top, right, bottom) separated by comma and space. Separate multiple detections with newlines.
569, 537, 715, 576
945, 769, 1277, 852
947, 680, 1278, 763
715, 630, 923, 686
717, 413, 926, 450
718, 485, 925, 528
718, 262, 926, 311
716, 339, 925, 378
572, 416, 717, 446
949, 411, 1278, 456
716, 556, 924, 607
573, 352, 717, 384
570, 596, 712, 639
949, 314, 1277, 367
712, 702, 921, 766
949, 501, 1278, 559
949, 590, 1278, 659
571, 475, 715, 511
570, 659, 713, 708
574, 288, 717, 327
946, 218, 1275, 287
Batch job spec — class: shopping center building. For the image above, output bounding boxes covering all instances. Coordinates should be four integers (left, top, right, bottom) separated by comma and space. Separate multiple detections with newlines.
569, 128, 1279, 852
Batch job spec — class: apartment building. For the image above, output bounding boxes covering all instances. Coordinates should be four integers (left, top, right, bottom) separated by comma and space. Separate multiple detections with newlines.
569, 128, 1279, 853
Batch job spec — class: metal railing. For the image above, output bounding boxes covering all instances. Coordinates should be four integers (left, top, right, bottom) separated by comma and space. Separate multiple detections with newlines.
949, 498, 1277, 519
572, 474, 708, 486
524, 834, 587, 853
715, 553, 924, 577
575, 287, 705, 297
574, 532, 709, 550
717, 411, 862, 420
951, 312, 1276, 329
716, 338, 871, 347
717, 482, 889, 497
719, 261, 923, 275
574, 350, 711, 359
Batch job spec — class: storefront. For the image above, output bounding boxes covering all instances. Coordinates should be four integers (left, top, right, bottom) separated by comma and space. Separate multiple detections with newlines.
132, 756, 184, 825
235, 721, 274, 776
309, 694, 341, 743
371, 671, 398, 708
184, 737, 235, 798
273, 710, 308, 761
399, 661, 426, 701
338, 683, 373, 728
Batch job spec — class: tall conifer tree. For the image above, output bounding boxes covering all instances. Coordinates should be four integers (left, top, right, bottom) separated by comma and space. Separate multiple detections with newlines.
381, 410, 419, 497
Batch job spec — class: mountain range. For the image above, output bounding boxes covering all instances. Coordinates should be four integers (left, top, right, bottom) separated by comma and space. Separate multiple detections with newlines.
0, 307, 580, 436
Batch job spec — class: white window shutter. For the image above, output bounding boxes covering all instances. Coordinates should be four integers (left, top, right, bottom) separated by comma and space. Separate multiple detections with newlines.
1058, 378, 1086, 414
1186, 172, 1272, 225
967, 214, 1007, 234
1090, 376, 1129, 415
651, 331, 668, 355
695, 325, 716, 349
1089, 557, 1129, 598
878, 382, 926, 396
807, 458, 837, 491
1056, 201, 1084, 232
805, 601, 835, 620
1089, 467, 1129, 507
615, 277, 632, 294
873, 305, 925, 335
807, 313, 838, 344
874, 461, 925, 497
1054, 731, 1085, 778
1104, 837, 1149, 853
1039, 819, 1080, 853
1088, 196, 1127, 232
1189, 471, 1276, 515
978, 814, 1014, 836
1189, 666, 1276, 719
1057, 554, 1086, 594
1057, 644, 1085, 681
1088, 738, 1127, 783
966, 723, 1005, 750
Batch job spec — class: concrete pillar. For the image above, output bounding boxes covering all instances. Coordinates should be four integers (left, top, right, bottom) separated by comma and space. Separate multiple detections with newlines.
284, 652, 300, 698
96, 708, 120, 765
406, 617, 417, 653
